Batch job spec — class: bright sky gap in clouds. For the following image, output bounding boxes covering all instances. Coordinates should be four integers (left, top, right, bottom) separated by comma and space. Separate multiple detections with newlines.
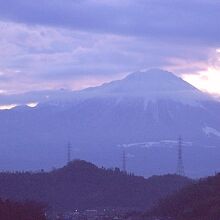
0, 0, 219, 95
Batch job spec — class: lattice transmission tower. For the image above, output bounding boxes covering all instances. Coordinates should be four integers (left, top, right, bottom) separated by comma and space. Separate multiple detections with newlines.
176, 136, 185, 176
122, 148, 127, 172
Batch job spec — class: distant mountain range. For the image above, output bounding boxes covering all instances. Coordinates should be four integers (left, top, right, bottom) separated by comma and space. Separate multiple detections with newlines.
0, 160, 191, 213
0, 69, 220, 177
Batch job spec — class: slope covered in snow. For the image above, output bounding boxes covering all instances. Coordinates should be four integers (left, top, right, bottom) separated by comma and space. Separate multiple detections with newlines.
0, 69, 213, 107
77, 69, 212, 105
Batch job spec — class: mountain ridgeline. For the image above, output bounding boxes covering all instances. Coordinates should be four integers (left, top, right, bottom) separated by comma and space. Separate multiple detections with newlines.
0, 160, 191, 213
0, 69, 220, 177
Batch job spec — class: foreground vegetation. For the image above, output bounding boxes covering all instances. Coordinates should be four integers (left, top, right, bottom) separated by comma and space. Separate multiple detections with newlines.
0, 199, 46, 220
0, 160, 190, 212
146, 173, 220, 220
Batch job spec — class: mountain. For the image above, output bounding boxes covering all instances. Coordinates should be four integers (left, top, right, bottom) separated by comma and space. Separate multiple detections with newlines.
0, 160, 191, 213
146, 173, 220, 220
0, 69, 220, 177
78, 69, 208, 103
0, 69, 209, 105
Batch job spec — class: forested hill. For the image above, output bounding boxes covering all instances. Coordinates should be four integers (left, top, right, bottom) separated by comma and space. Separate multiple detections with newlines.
0, 160, 191, 212
147, 173, 220, 220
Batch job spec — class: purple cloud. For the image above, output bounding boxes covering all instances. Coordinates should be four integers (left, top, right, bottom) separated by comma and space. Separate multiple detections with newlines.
0, 0, 219, 93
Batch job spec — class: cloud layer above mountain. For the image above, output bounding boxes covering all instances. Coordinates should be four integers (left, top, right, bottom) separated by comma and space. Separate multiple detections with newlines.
0, 0, 219, 94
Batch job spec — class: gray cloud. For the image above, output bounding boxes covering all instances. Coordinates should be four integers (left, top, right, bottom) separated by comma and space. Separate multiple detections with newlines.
0, 0, 219, 46
0, 0, 219, 94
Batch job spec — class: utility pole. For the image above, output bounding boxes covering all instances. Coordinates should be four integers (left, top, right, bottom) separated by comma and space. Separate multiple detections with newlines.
176, 136, 185, 176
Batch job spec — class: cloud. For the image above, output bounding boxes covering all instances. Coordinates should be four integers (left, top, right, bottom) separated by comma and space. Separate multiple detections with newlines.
0, 1, 219, 94
0, 0, 219, 46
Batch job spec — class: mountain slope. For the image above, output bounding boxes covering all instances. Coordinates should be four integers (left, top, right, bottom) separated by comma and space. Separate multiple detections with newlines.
0, 69, 219, 177
79, 69, 208, 104
147, 173, 220, 220
0, 160, 191, 213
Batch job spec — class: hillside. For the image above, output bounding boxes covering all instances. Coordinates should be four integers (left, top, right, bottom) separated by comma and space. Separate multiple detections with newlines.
146, 173, 220, 220
0, 199, 46, 220
0, 160, 191, 213
0, 69, 219, 177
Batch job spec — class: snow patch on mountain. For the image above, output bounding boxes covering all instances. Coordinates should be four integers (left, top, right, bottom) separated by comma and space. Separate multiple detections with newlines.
118, 140, 193, 149
0, 104, 18, 110
203, 126, 220, 137
26, 102, 38, 108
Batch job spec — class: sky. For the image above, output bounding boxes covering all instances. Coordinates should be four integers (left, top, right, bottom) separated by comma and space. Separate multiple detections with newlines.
0, 0, 220, 95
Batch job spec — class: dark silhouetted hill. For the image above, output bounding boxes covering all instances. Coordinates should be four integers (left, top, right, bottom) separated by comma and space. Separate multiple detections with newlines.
146, 173, 220, 220
0, 160, 191, 212
0, 199, 46, 220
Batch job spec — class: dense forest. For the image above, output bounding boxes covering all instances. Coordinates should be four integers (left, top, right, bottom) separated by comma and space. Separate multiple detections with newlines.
0, 160, 191, 212
146, 173, 220, 220
0, 199, 46, 220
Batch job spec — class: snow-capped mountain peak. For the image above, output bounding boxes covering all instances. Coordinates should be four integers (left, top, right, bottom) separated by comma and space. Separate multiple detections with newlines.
79, 69, 211, 105
124, 69, 196, 92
